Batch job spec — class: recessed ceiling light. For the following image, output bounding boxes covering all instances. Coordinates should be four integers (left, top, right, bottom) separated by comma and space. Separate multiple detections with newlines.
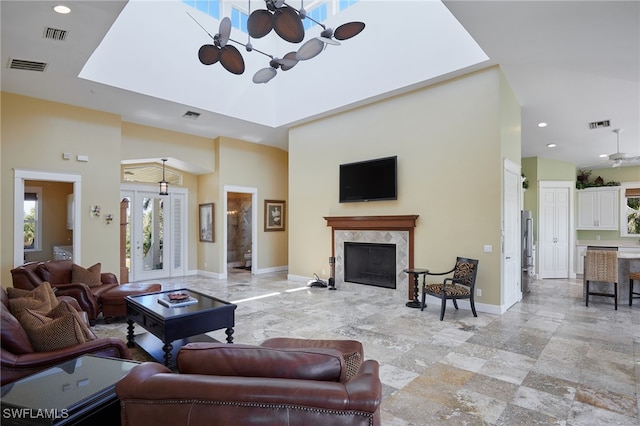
54, 5, 71, 14
599, 154, 608, 158
538, 122, 548, 128
547, 143, 557, 148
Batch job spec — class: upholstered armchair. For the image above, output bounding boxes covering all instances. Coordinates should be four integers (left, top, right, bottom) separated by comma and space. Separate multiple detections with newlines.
1, 286, 131, 385
11, 260, 119, 322
116, 338, 381, 426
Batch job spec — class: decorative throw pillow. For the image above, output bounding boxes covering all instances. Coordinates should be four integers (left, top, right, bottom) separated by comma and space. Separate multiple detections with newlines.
71, 263, 102, 287
8, 282, 59, 319
18, 301, 95, 352
343, 351, 362, 380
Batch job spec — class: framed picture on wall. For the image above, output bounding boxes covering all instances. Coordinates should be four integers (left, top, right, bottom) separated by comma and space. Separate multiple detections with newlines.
199, 203, 214, 242
264, 200, 285, 232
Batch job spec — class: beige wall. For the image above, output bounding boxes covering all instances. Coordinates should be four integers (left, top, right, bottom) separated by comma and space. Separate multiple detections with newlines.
2, 93, 288, 285
216, 137, 289, 272
121, 122, 211, 273
288, 67, 519, 307
2, 93, 122, 284
121, 122, 216, 173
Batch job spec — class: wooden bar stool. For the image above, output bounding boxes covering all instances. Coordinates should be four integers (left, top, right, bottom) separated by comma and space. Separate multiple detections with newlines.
630, 272, 640, 306
585, 248, 618, 310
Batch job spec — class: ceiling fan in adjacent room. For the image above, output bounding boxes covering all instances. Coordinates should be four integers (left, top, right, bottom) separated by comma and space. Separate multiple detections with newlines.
605, 129, 640, 167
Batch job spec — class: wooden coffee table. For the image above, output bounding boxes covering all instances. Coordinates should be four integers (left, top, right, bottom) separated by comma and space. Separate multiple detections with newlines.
126, 288, 237, 367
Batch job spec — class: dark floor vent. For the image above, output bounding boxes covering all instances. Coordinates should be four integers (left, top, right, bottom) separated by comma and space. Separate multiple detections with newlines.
8, 59, 47, 72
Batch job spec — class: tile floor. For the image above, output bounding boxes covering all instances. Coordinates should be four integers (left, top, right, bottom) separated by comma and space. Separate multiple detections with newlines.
95, 271, 640, 425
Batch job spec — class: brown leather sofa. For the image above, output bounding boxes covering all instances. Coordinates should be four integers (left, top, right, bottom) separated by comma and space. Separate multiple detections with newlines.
11, 260, 119, 323
116, 338, 381, 426
1, 287, 131, 385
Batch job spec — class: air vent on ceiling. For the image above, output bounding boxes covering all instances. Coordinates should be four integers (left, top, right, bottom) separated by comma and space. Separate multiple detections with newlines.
8, 59, 47, 72
588, 120, 610, 129
44, 27, 68, 41
183, 111, 200, 120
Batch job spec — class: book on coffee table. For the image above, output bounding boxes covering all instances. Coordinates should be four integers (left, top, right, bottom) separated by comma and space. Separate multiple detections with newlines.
157, 296, 198, 308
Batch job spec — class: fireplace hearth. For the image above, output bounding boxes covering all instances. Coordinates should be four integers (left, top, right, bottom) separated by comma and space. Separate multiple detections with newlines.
344, 242, 396, 289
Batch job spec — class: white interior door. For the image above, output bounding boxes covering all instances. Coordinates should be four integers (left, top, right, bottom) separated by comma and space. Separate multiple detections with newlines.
503, 160, 521, 308
539, 183, 571, 278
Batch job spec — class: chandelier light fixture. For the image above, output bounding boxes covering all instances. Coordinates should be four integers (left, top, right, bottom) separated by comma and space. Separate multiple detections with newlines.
159, 159, 169, 195
189, 0, 365, 84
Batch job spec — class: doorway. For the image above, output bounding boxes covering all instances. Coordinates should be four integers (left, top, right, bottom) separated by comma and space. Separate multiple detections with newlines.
227, 192, 253, 272
503, 159, 522, 309
224, 185, 257, 277
13, 169, 81, 267
121, 184, 187, 282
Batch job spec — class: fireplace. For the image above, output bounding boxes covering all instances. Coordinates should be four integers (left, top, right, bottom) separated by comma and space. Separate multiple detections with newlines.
324, 215, 419, 301
344, 242, 396, 289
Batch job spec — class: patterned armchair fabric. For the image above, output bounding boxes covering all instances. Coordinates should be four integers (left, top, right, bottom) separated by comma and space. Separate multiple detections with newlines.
421, 257, 479, 321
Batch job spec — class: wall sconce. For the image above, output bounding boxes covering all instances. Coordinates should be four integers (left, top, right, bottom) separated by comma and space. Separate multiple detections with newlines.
159, 159, 169, 195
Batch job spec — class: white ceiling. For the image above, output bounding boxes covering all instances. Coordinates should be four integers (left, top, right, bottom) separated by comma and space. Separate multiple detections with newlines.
2, 0, 639, 173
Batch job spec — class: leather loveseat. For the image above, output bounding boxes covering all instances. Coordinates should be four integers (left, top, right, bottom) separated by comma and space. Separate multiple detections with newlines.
116, 338, 382, 426
1, 286, 131, 385
11, 260, 119, 323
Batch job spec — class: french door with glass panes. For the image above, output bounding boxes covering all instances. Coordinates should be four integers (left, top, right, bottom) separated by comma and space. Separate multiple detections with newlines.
121, 186, 186, 282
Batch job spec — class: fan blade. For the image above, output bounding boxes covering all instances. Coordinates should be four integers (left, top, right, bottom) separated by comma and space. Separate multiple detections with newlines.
253, 67, 278, 83
280, 52, 298, 71
220, 45, 245, 74
247, 9, 273, 38
218, 17, 231, 47
296, 38, 324, 60
274, 6, 304, 43
198, 44, 220, 65
319, 36, 340, 46
334, 21, 365, 40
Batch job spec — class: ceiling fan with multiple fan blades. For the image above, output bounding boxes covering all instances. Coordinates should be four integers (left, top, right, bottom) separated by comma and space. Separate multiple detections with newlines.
190, 0, 365, 84
606, 129, 640, 168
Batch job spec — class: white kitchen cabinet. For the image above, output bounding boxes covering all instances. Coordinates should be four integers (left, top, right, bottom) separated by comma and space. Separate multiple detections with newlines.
576, 187, 619, 230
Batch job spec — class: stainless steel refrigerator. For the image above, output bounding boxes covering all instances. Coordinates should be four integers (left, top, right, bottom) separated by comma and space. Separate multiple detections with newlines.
521, 210, 534, 293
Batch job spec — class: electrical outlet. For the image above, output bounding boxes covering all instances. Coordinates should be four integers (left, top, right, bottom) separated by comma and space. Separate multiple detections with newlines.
483, 245, 493, 253
476, 289, 482, 297
322, 269, 326, 276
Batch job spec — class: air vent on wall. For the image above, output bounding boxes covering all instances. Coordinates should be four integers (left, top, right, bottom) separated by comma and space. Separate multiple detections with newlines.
588, 120, 610, 129
183, 111, 200, 120
44, 27, 68, 41
8, 59, 47, 72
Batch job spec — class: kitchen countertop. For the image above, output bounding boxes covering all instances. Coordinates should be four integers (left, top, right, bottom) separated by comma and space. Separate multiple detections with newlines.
577, 240, 640, 248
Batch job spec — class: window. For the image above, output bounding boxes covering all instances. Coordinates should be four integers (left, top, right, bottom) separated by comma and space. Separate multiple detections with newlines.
340, 0, 359, 11
183, 0, 220, 19
231, 7, 248, 32
621, 183, 640, 237
24, 187, 42, 251
303, 3, 328, 30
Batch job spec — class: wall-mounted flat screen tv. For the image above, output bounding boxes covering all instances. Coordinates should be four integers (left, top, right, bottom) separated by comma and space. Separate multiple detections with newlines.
339, 156, 397, 203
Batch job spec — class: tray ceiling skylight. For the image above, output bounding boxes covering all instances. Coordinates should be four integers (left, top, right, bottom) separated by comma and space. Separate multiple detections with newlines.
79, 0, 488, 128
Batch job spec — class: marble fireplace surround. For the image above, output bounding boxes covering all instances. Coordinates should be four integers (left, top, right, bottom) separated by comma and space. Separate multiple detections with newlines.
324, 215, 419, 301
